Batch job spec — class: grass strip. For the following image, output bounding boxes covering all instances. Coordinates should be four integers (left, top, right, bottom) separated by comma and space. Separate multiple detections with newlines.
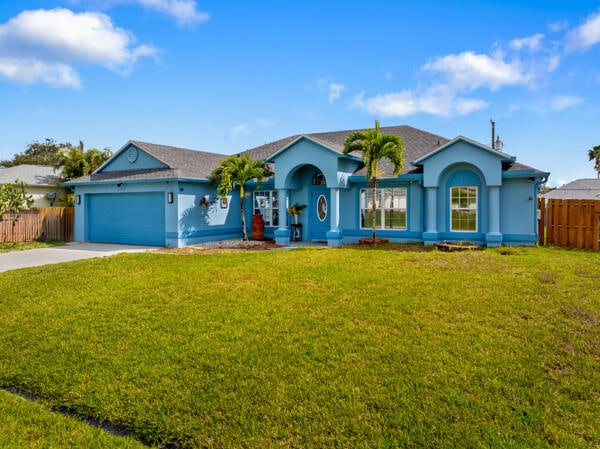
0, 388, 147, 448
0, 240, 65, 253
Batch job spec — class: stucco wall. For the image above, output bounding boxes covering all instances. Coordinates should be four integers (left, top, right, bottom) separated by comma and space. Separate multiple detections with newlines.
175, 181, 242, 247
73, 180, 244, 247
500, 178, 538, 243
271, 138, 360, 190
100, 144, 168, 172
27, 186, 67, 208
421, 140, 505, 187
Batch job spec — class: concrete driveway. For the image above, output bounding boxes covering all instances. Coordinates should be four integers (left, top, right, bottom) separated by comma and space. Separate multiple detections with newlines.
0, 242, 158, 273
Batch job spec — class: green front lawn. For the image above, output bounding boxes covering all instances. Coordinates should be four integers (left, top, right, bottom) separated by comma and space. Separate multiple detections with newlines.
0, 247, 598, 448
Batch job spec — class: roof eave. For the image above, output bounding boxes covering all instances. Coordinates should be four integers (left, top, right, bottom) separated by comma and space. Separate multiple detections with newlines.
347, 173, 423, 183
502, 170, 550, 180
265, 135, 361, 162
63, 176, 211, 187
413, 136, 516, 165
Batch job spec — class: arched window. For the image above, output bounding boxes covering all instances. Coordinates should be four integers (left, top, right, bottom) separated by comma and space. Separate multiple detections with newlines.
447, 170, 481, 232
312, 172, 326, 185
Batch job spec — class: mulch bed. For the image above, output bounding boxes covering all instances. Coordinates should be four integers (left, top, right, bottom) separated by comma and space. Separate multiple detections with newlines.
357, 238, 390, 245
157, 239, 282, 254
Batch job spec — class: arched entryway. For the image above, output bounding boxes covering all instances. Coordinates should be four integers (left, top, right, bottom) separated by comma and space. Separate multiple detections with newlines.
274, 159, 348, 247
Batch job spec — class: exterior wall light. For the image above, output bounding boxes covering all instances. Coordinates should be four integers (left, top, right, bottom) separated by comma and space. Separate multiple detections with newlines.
167, 192, 174, 204
75, 194, 81, 205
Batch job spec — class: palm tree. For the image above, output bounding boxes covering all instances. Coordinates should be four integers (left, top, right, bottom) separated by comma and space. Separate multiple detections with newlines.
53, 141, 112, 205
588, 145, 600, 179
343, 120, 404, 243
54, 140, 112, 182
209, 155, 273, 240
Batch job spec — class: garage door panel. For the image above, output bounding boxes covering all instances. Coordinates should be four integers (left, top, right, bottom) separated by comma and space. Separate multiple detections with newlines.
87, 192, 165, 246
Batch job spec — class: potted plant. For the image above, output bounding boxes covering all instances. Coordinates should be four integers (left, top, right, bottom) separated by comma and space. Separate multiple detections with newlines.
288, 203, 306, 224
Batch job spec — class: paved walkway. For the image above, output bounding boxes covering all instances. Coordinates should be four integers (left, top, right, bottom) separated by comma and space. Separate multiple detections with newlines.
0, 243, 157, 273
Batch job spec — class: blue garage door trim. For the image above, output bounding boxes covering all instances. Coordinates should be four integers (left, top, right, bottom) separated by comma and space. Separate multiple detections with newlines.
87, 192, 165, 246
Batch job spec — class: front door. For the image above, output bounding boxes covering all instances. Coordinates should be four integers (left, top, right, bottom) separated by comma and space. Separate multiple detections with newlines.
310, 187, 329, 241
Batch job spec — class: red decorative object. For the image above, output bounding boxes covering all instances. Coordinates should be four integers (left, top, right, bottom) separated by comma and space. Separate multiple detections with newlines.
251, 214, 265, 240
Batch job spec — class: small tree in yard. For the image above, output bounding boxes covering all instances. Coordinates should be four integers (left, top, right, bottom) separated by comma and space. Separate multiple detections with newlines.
588, 145, 600, 179
0, 179, 34, 222
209, 155, 273, 240
343, 120, 404, 243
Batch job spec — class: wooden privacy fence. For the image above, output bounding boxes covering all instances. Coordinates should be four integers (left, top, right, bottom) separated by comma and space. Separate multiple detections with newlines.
538, 198, 600, 250
0, 207, 74, 243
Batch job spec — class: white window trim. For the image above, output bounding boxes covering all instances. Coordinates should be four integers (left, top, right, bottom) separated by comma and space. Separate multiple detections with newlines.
359, 187, 407, 230
449, 186, 478, 233
253, 190, 279, 227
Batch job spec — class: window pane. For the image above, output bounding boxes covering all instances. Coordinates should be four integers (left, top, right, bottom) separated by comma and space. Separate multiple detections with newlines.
253, 190, 279, 227
360, 187, 407, 230
450, 186, 477, 232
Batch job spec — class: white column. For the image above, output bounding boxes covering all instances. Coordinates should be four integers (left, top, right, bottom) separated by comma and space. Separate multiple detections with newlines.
327, 187, 343, 246
279, 189, 289, 228
329, 187, 340, 231
486, 185, 502, 246
423, 186, 438, 244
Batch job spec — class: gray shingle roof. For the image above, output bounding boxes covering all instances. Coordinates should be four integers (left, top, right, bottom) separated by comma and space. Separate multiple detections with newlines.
541, 178, 600, 200
0, 164, 59, 186
68, 141, 229, 184
67, 126, 547, 184
243, 125, 450, 177
243, 126, 548, 178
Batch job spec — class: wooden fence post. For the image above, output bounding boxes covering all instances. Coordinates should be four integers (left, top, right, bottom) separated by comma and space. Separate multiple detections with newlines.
537, 198, 545, 246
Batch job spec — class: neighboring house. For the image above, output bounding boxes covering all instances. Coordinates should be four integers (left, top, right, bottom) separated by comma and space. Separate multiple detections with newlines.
65, 125, 549, 248
0, 164, 65, 207
541, 179, 600, 200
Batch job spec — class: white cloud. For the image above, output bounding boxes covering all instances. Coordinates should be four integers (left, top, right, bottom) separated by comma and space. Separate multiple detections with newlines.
351, 50, 533, 118
509, 33, 544, 51
566, 11, 600, 50
423, 51, 531, 91
0, 8, 156, 87
311, 78, 345, 103
116, 0, 209, 27
0, 58, 80, 87
549, 95, 583, 111
327, 82, 345, 103
352, 88, 488, 118
547, 54, 561, 72
352, 27, 567, 119
548, 20, 568, 32
228, 123, 249, 139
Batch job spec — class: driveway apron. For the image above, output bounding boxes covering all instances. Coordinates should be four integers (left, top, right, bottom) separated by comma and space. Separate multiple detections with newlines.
0, 243, 157, 273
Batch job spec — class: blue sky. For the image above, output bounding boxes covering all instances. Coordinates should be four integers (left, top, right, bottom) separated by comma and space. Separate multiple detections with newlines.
1, 1, 599, 186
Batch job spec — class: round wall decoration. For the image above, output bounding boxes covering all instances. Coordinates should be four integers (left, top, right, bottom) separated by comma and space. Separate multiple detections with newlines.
127, 147, 139, 163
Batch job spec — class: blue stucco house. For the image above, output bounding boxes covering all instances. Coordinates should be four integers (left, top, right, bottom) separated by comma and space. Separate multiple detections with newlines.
65, 125, 549, 248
